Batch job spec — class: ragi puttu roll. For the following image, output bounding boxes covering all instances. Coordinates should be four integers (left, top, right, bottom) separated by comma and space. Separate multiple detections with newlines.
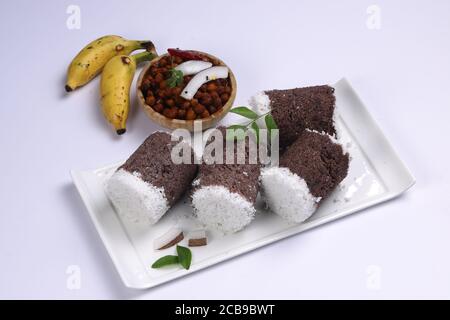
191, 127, 261, 234
106, 132, 197, 225
249, 85, 336, 150
260, 130, 349, 223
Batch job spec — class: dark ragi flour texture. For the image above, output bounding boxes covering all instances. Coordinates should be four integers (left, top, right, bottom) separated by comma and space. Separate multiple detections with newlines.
280, 130, 349, 199
106, 131, 197, 225
120, 132, 197, 206
260, 130, 349, 223
191, 127, 261, 234
252, 85, 336, 150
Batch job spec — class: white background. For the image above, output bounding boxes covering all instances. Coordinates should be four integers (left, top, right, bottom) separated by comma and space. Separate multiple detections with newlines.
0, 0, 449, 299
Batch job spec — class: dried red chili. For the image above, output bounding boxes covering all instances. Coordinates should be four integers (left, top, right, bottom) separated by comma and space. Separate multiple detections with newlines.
167, 48, 206, 61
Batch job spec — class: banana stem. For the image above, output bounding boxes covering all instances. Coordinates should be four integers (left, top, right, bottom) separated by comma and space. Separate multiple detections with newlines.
139, 41, 155, 52
132, 51, 156, 64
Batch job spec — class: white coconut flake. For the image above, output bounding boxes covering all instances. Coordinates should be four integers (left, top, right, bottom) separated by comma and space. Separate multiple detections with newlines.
188, 229, 206, 240
192, 178, 200, 187
260, 166, 320, 223
181, 66, 229, 100
249, 91, 271, 128
249, 91, 271, 115
105, 169, 169, 226
192, 185, 255, 234
188, 229, 208, 246
175, 60, 212, 76
305, 128, 350, 156
153, 227, 184, 250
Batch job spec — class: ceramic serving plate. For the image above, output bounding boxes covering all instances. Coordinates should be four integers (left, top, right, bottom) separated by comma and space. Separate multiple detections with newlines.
71, 78, 415, 289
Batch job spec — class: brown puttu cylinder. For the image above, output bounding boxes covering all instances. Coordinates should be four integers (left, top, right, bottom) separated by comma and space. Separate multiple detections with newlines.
260, 130, 349, 223
106, 131, 197, 225
191, 127, 261, 234
250, 85, 336, 150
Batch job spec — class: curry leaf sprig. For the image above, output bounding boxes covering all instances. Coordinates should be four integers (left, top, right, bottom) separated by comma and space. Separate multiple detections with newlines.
227, 106, 278, 142
151, 255, 179, 268
151, 245, 192, 270
167, 69, 184, 88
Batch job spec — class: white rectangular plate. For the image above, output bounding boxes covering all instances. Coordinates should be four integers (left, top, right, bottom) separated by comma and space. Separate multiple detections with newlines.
71, 78, 415, 289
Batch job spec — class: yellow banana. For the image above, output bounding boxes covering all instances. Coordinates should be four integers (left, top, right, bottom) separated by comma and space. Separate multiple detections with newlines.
100, 51, 156, 135
66, 35, 154, 92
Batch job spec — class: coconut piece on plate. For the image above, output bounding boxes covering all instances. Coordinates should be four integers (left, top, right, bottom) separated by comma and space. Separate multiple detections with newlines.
260, 130, 349, 223
191, 127, 261, 234
249, 85, 336, 150
105, 132, 198, 226
188, 230, 207, 247
153, 227, 184, 250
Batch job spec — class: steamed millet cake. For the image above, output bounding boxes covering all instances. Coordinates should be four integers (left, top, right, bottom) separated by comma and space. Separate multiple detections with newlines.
106, 131, 197, 225
260, 130, 349, 223
249, 85, 336, 150
191, 127, 261, 234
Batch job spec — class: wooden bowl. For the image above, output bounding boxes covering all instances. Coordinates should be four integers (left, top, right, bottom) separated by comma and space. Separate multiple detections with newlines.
137, 51, 237, 132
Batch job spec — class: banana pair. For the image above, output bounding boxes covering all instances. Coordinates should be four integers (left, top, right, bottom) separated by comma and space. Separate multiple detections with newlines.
66, 35, 157, 135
